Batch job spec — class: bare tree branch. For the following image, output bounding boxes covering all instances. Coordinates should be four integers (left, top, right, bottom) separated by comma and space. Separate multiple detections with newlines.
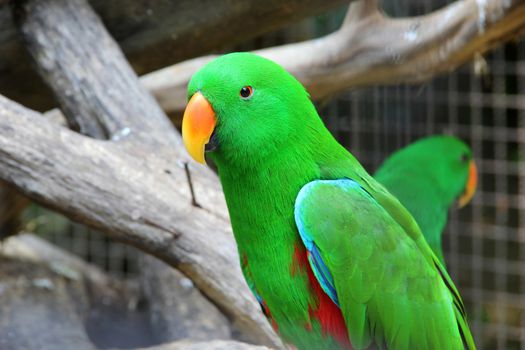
139, 255, 231, 342
0, 234, 131, 350
0, 94, 279, 347
12, 0, 174, 140
1, 0, 347, 112
143, 0, 525, 117
7, 0, 282, 347
1, 235, 266, 350
130, 340, 271, 350
1, 233, 125, 300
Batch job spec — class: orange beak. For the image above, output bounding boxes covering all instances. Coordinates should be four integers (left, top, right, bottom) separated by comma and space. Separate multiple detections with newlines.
182, 92, 216, 164
458, 160, 477, 208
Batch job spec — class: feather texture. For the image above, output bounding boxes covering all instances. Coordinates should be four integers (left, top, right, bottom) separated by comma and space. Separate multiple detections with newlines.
295, 179, 475, 350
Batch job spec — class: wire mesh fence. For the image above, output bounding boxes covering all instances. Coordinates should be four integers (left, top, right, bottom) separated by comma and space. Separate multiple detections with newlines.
20, 1, 525, 349
22, 205, 140, 278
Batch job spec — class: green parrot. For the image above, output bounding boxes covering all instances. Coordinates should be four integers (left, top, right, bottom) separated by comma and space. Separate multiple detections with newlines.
374, 136, 478, 265
181, 52, 475, 350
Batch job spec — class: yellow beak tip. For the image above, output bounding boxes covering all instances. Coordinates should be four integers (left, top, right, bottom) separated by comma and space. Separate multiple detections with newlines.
458, 160, 478, 208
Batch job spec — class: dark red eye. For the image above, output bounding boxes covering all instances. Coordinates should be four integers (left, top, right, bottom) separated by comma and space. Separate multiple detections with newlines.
240, 86, 253, 99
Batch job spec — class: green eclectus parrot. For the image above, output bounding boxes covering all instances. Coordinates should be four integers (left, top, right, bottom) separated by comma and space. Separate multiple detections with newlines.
374, 135, 478, 265
181, 53, 475, 350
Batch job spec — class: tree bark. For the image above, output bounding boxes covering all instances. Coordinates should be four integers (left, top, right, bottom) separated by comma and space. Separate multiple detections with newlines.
12, 0, 175, 140
142, 0, 525, 117
10, 0, 281, 347
0, 234, 131, 350
2, 233, 123, 291
139, 255, 231, 342
0, 97, 275, 346
129, 340, 271, 350
1, 234, 266, 350
1, 0, 347, 112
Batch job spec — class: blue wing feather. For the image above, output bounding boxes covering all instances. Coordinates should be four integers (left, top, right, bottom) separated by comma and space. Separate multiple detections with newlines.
308, 247, 340, 306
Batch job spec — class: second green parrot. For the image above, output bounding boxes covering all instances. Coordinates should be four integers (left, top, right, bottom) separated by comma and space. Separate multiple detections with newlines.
374, 135, 477, 265
181, 53, 475, 350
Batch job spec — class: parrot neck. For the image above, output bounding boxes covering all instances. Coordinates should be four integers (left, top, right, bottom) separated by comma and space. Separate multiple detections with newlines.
214, 143, 323, 245
211, 120, 354, 245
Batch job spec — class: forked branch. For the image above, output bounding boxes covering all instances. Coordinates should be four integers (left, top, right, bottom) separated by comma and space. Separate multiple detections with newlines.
143, 0, 525, 116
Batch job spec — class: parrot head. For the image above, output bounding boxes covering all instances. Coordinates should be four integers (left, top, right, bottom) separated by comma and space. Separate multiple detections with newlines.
182, 52, 321, 166
427, 136, 477, 208
381, 136, 477, 208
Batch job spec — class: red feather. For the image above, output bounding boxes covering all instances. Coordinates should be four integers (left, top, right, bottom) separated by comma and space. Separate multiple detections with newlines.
293, 244, 351, 348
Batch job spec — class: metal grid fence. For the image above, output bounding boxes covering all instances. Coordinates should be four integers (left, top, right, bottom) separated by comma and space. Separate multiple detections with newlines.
21, 1, 525, 349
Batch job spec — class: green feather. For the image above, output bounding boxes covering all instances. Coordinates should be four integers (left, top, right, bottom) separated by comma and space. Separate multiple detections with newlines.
374, 136, 474, 265
185, 52, 476, 350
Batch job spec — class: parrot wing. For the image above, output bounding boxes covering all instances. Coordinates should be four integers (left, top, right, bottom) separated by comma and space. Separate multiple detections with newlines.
294, 178, 475, 350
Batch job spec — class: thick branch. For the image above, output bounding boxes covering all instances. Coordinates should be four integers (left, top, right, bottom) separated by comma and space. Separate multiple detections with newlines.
1, 0, 347, 112
11, 0, 280, 346
0, 234, 131, 350
0, 94, 279, 348
13, 0, 174, 140
1, 235, 265, 350
2, 233, 121, 292
143, 0, 525, 116
139, 255, 231, 342
132, 340, 271, 350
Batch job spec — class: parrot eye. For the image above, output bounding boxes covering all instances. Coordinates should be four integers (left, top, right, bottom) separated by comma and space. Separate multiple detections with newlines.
460, 153, 469, 163
240, 86, 253, 99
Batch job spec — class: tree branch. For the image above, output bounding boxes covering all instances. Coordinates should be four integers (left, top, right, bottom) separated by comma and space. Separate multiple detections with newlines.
7, 0, 281, 346
2, 233, 121, 292
131, 340, 271, 350
1, 234, 266, 350
0, 234, 131, 350
0, 94, 279, 347
139, 255, 231, 342
12, 0, 174, 140
1, 0, 347, 112
143, 0, 525, 117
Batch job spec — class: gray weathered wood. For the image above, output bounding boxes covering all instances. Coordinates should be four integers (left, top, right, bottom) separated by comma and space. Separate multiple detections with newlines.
142, 0, 525, 117
16, 0, 268, 341
1, 0, 347, 112
14, 0, 235, 342
2, 235, 265, 350
11, 0, 270, 344
139, 255, 231, 342
2, 233, 123, 292
0, 234, 133, 350
12, 0, 279, 346
13, 0, 175, 140
0, 94, 280, 347
130, 340, 272, 350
